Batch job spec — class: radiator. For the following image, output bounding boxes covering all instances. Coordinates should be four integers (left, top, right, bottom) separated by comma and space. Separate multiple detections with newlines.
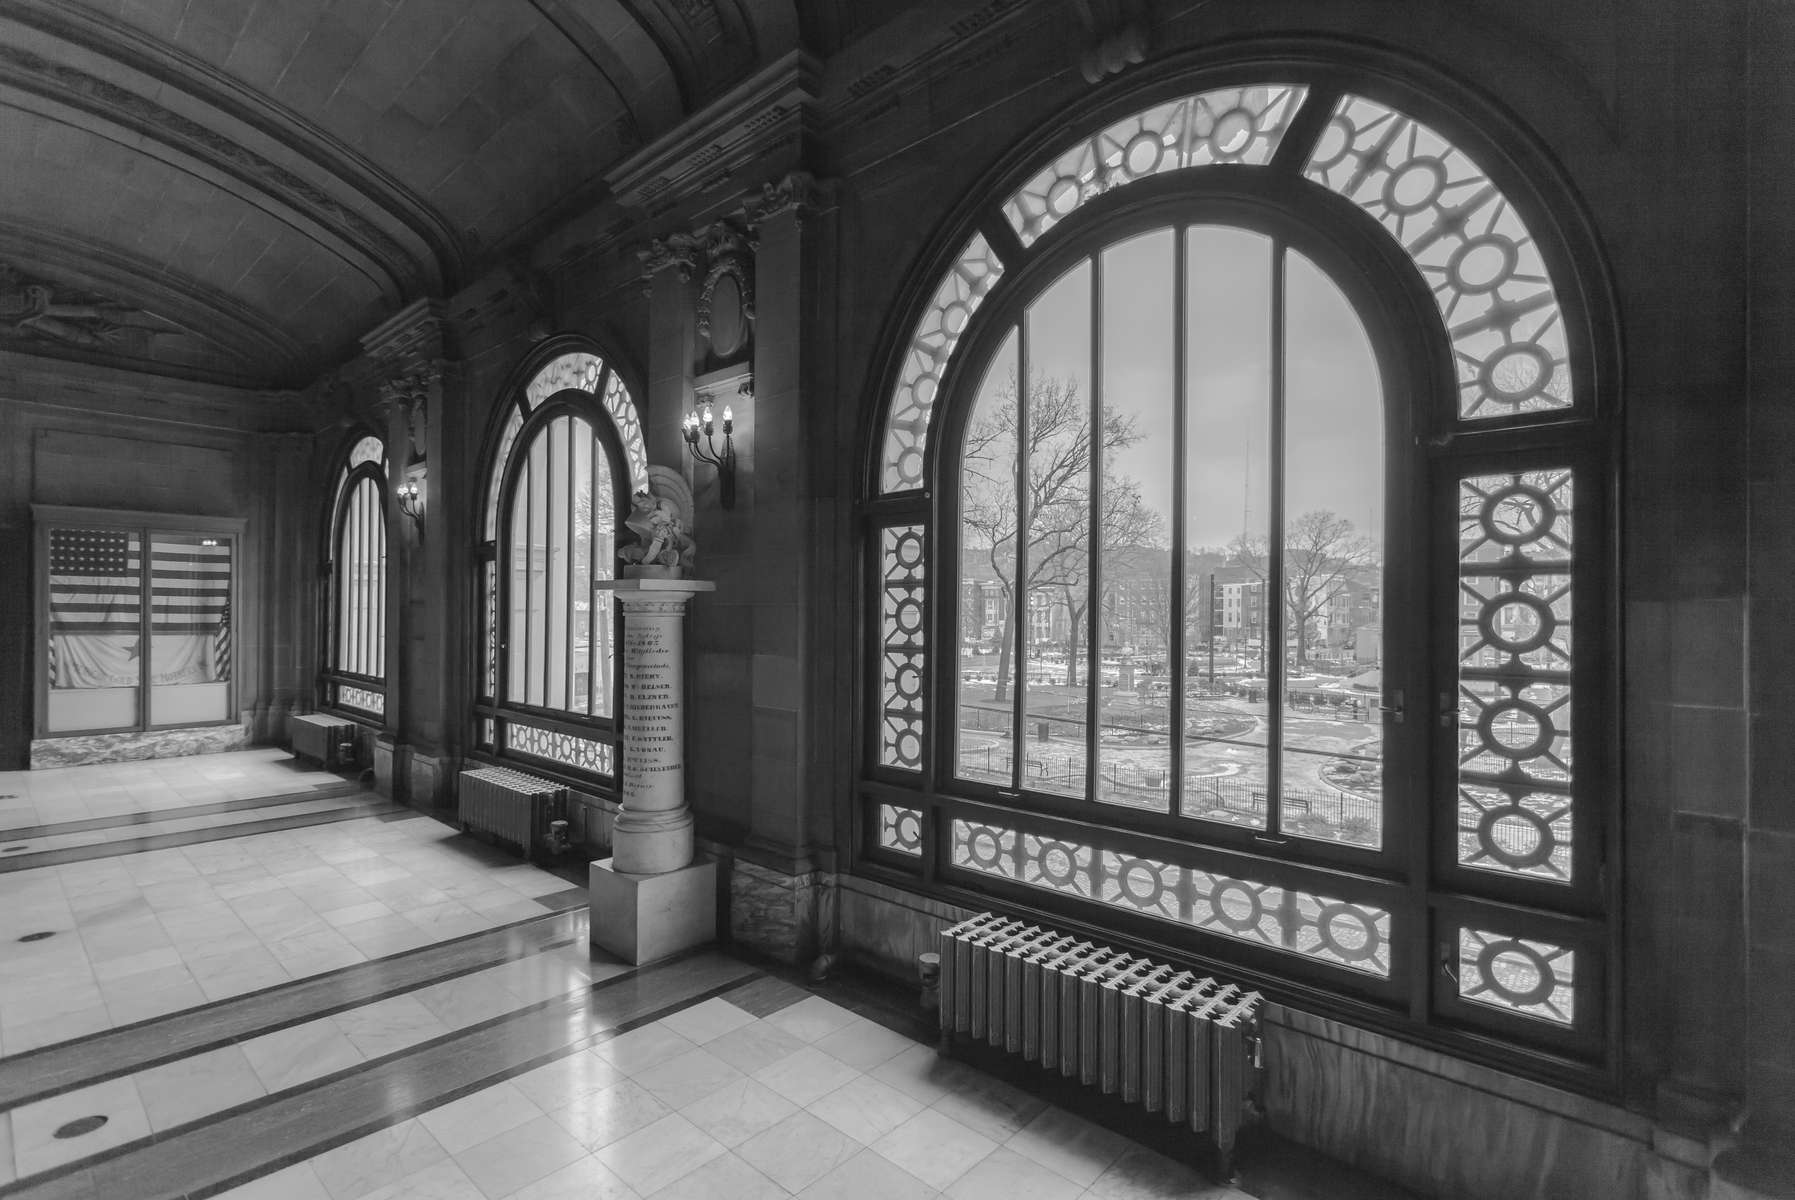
458, 767, 566, 863
938, 912, 1263, 1171
290, 714, 355, 768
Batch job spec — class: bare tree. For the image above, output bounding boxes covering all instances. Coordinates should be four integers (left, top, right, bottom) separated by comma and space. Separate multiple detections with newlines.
1228, 510, 1376, 667
960, 371, 1159, 700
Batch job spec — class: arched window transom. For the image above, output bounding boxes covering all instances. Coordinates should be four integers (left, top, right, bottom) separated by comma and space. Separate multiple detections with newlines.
862, 73, 1611, 1081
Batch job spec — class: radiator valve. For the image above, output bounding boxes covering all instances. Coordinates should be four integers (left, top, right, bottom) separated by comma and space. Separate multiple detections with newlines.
917, 952, 941, 1016
546, 819, 571, 855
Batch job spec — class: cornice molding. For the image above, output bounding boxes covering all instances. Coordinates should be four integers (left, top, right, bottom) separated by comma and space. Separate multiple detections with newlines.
605, 50, 821, 214
0, 349, 312, 434
822, 0, 1044, 129
1, 0, 462, 292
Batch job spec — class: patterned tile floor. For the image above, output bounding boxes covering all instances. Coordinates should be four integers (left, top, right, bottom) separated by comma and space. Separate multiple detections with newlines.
0, 750, 1394, 1200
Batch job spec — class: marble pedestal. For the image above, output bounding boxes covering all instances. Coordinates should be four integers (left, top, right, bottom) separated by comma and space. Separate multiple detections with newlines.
587, 577, 717, 964
589, 857, 717, 964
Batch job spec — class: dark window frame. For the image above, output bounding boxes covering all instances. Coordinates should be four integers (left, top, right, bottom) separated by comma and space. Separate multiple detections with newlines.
319, 443, 389, 725
855, 63, 1621, 1095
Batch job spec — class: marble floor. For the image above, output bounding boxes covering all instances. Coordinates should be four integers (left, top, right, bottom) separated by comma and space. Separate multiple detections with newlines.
0, 750, 1385, 1200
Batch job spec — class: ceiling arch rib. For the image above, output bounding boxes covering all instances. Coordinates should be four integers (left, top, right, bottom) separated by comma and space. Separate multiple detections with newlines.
527, 0, 684, 141
0, 46, 418, 308
2, 0, 462, 296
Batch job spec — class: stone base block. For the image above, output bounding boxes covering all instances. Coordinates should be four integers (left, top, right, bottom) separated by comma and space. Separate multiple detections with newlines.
728, 858, 830, 966
590, 857, 716, 964
29, 721, 251, 768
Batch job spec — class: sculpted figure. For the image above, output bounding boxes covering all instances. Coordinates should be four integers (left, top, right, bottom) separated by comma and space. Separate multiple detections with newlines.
618, 467, 696, 576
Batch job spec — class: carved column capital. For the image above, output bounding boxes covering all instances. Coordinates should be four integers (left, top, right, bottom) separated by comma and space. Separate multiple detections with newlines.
741, 171, 830, 228
639, 232, 700, 283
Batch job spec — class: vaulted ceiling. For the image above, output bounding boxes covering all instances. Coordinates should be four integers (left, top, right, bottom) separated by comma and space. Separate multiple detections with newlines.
0, 0, 906, 389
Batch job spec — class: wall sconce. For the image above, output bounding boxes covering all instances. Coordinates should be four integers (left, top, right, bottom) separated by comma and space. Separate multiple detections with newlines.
682, 403, 736, 509
199, 537, 220, 548
397, 474, 425, 540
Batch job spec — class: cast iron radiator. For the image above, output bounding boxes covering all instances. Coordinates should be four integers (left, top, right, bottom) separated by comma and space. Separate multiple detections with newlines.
939, 912, 1264, 1170
457, 767, 566, 864
289, 713, 354, 768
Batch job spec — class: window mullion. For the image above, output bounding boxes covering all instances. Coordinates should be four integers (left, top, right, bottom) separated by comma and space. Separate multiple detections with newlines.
1266, 241, 1287, 837
1085, 253, 1102, 806
1169, 224, 1188, 818
1011, 320, 1030, 794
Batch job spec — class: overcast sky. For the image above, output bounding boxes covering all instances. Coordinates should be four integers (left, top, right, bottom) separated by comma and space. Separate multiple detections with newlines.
971, 222, 1385, 552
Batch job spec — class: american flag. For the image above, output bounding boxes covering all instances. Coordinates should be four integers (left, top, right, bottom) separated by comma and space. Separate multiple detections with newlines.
48, 528, 142, 690
152, 539, 232, 683
49, 529, 141, 634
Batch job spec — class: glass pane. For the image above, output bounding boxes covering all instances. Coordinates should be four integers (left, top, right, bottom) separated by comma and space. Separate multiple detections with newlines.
1183, 226, 1272, 828
950, 816, 1392, 976
336, 476, 385, 680
506, 453, 531, 704
149, 533, 231, 725
1457, 470, 1575, 882
526, 424, 551, 707
1096, 230, 1173, 811
569, 426, 594, 715
1279, 250, 1385, 848
879, 525, 927, 770
46, 527, 142, 732
956, 328, 1019, 787
1303, 95, 1572, 420
882, 233, 1006, 493
1003, 85, 1310, 249
482, 559, 497, 700
1458, 926, 1576, 1025
546, 417, 570, 710
486, 407, 523, 541
1023, 260, 1093, 799
589, 428, 616, 719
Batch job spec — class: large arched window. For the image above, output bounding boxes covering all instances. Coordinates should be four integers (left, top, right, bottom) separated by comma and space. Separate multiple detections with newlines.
861, 72, 1615, 1087
474, 345, 648, 782
322, 435, 388, 719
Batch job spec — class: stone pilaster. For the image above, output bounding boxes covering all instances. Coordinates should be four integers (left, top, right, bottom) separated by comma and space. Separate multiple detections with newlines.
361, 301, 452, 801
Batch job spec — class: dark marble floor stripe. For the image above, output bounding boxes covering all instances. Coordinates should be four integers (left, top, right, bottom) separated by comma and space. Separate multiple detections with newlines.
0, 904, 589, 1111
0, 782, 364, 842
0, 798, 395, 875
0, 953, 762, 1200
716, 972, 814, 1018
533, 884, 590, 911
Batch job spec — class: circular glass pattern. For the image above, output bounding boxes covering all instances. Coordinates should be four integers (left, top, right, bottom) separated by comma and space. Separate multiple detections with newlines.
1476, 697, 1553, 759
1211, 107, 1256, 155
1209, 880, 1264, 933
1385, 157, 1447, 214
1477, 938, 1556, 1006
1116, 857, 1166, 907
1476, 803, 1556, 869
1448, 235, 1519, 295
1478, 343, 1557, 408
1480, 593, 1554, 655
1124, 130, 1164, 176
1315, 903, 1382, 963
1479, 482, 1557, 546
1036, 840, 1080, 886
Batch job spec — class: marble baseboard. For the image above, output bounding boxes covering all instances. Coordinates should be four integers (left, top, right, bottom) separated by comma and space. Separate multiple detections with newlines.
406, 753, 449, 809
837, 875, 977, 983
372, 738, 397, 798
567, 788, 617, 851
727, 858, 829, 965
835, 873, 1706, 1200
30, 722, 252, 769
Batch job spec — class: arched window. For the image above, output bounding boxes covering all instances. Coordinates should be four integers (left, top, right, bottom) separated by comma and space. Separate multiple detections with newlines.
323, 435, 388, 718
862, 74, 1614, 1083
474, 346, 648, 781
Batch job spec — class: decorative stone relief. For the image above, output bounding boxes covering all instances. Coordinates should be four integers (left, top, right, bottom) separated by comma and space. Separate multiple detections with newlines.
0, 264, 174, 350
362, 300, 449, 464
695, 219, 756, 361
